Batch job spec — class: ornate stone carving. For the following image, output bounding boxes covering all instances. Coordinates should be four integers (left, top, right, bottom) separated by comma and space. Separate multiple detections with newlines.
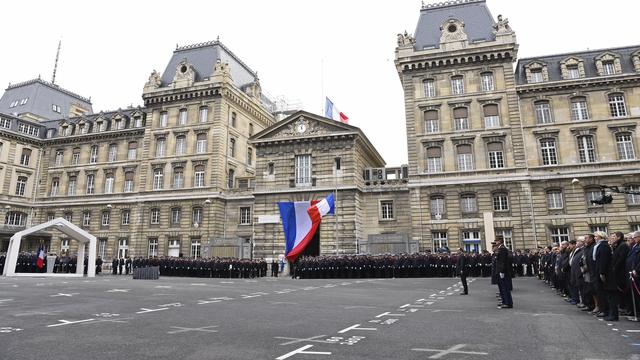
439, 19, 467, 44
145, 70, 161, 89
272, 117, 331, 138
172, 59, 196, 87
212, 59, 233, 84
633, 50, 640, 73
492, 14, 513, 36
397, 31, 415, 47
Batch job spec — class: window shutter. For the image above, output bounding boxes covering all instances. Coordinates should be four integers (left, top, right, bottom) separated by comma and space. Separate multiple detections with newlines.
483, 104, 499, 116
457, 144, 472, 154
453, 107, 468, 118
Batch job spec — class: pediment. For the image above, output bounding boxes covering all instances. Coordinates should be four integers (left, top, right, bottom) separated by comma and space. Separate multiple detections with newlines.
253, 111, 357, 141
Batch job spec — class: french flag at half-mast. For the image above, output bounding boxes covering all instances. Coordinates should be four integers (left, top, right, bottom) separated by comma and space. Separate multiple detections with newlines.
36, 246, 45, 269
278, 193, 335, 262
324, 97, 349, 124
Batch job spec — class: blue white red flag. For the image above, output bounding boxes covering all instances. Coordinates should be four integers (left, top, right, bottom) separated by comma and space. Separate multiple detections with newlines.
324, 97, 349, 124
36, 246, 45, 269
279, 193, 335, 262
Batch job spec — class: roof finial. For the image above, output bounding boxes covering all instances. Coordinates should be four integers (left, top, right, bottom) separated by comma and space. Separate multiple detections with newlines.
52, 39, 62, 85
216, 35, 220, 42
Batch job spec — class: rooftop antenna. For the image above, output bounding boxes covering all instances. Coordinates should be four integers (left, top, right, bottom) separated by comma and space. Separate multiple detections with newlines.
51, 39, 62, 85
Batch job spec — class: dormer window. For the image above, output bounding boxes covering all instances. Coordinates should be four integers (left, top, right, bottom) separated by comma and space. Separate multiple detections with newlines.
52, 104, 61, 113
530, 69, 543, 83
595, 52, 621, 76
602, 61, 615, 76
567, 66, 579, 79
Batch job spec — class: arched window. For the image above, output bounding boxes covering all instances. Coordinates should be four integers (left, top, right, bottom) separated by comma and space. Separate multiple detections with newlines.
108, 143, 118, 162
72, 147, 81, 165
196, 133, 207, 153
430, 195, 446, 219
179, 108, 188, 125
50, 177, 60, 196
175, 135, 186, 155
570, 96, 589, 121
104, 173, 115, 194
16, 176, 28, 196
534, 101, 553, 124
194, 165, 205, 188
460, 193, 477, 213
124, 171, 135, 192
173, 167, 184, 189
171, 207, 181, 225
86, 174, 95, 194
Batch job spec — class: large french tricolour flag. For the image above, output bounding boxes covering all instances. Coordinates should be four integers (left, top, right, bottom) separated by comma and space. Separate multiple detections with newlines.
324, 97, 349, 124
279, 194, 335, 262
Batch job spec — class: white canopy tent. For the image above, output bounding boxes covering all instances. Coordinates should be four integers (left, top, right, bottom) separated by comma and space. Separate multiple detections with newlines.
2, 217, 96, 277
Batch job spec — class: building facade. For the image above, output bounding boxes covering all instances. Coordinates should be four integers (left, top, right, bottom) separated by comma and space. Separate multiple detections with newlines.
1, 0, 640, 262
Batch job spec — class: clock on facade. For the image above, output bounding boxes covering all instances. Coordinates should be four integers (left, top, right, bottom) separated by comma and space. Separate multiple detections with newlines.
296, 122, 307, 134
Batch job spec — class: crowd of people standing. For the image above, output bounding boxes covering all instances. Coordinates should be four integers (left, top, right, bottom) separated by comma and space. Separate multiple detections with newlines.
541, 230, 640, 321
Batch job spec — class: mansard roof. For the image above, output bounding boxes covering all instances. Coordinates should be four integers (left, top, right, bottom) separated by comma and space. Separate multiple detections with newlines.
159, 40, 258, 89
515, 45, 640, 84
414, 0, 496, 50
0, 78, 93, 120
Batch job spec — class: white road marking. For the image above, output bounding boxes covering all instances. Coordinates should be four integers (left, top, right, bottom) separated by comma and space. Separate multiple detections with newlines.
158, 302, 182, 307
167, 325, 218, 334
0, 327, 23, 333
220, 281, 234, 284
136, 307, 168, 314
376, 312, 405, 318
154, 285, 172, 289
50, 293, 78, 297
14, 310, 62, 317
338, 324, 377, 333
276, 345, 331, 360
106, 289, 130, 293
626, 329, 640, 333
47, 319, 95, 327
274, 334, 332, 346
412, 344, 488, 359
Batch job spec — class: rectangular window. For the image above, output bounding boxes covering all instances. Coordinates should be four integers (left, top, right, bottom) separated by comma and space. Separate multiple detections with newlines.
229, 138, 236, 157
239, 207, 252, 225
380, 200, 394, 220
540, 139, 558, 165
627, 185, 640, 206
20, 149, 31, 166
530, 69, 543, 83
462, 231, 482, 253
128, 142, 137, 160
101, 212, 110, 226
199, 107, 208, 123
86, 175, 95, 194
83, 211, 91, 226
451, 76, 464, 95
150, 209, 160, 225
590, 224, 608, 234
72, 152, 80, 165
90, 146, 98, 163
171, 208, 181, 226
175, 136, 186, 155
460, 195, 477, 213
423, 79, 436, 98
488, 150, 504, 169
50, 178, 59, 196
571, 99, 589, 121
454, 117, 469, 131
567, 66, 580, 79
295, 154, 312, 185
156, 138, 166, 157
268, 162, 275, 175
148, 238, 158, 258
179, 109, 187, 125
64, 212, 73, 223
616, 133, 635, 160
481, 73, 494, 91
61, 239, 70, 253
160, 112, 168, 127
427, 157, 442, 173
16, 176, 27, 196
492, 193, 509, 211
55, 150, 64, 166
586, 189, 603, 208
191, 238, 201, 259
457, 153, 473, 171
194, 168, 205, 188
249, 123, 254, 137
550, 227, 570, 243
432, 231, 448, 250
547, 191, 564, 210
431, 197, 445, 218
609, 94, 627, 118
134, 117, 142, 128
67, 177, 76, 196
496, 229, 513, 250
425, 119, 439, 133
192, 208, 203, 226
483, 104, 500, 128
121, 210, 130, 225
108, 144, 117, 162
247, 147, 253, 166
535, 102, 553, 124
0, 117, 11, 129
196, 134, 207, 153
153, 169, 164, 190
335, 157, 341, 171
52, 104, 61, 113
603, 61, 615, 76
577, 136, 596, 163
99, 239, 107, 259
173, 169, 184, 189
104, 175, 114, 194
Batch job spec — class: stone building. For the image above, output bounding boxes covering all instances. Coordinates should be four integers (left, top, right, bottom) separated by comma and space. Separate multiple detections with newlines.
1, 0, 640, 262
395, 0, 640, 251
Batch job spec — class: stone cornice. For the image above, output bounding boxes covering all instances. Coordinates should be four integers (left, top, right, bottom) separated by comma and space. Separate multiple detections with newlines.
517, 74, 640, 94
45, 128, 145, 145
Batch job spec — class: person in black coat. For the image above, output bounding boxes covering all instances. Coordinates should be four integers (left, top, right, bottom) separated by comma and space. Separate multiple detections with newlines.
118, 257, 125, 275
112, 258, 118, 275
604, 232, 630, 321
456, 248, 469, 295
593, 231, 611, 317
495, 236, 513, 308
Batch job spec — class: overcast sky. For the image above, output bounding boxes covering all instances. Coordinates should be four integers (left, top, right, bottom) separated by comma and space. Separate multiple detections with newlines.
2, 0, 639, 166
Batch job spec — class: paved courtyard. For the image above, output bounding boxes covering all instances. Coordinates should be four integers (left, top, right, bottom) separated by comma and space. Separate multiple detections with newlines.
0, 275, 639, 360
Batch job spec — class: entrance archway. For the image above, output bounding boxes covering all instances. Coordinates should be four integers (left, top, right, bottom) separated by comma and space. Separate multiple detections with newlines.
2, 218, 96, 277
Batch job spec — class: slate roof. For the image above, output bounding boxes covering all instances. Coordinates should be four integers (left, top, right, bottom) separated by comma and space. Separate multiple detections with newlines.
160, 40, 258, 89
0, 112, 48, 140
414, 0, 496, 50
515, 45, 640, 85
40, 108, 145, 137
0, 78, 93, 121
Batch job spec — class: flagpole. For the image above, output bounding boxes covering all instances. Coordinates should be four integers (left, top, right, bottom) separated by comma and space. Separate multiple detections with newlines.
320, 58, 325, 115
